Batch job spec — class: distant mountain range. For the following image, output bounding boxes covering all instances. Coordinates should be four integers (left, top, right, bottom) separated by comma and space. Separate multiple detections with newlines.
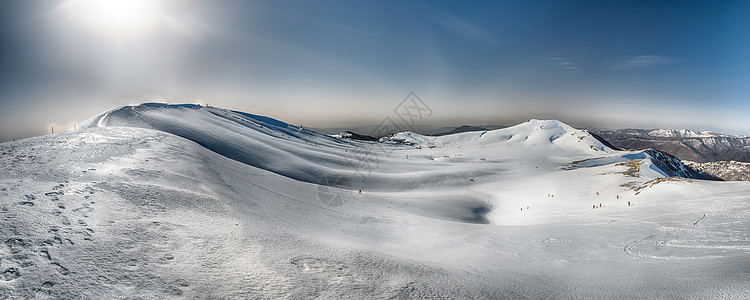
589, 129, 750, 181
432, 125, 490, 136
593, 129, 750, 163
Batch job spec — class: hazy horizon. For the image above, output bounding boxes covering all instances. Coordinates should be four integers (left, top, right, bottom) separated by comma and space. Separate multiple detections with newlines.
2, 0, 749, 142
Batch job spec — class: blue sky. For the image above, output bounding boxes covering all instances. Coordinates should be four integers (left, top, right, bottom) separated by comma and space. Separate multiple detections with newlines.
1, 0, 749, 141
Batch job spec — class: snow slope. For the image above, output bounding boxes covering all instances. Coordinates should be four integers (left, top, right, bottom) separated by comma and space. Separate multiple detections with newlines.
1, 103, 749, 299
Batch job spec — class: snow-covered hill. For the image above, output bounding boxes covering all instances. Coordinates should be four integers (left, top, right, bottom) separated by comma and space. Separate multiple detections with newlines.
1, 103, 748, 298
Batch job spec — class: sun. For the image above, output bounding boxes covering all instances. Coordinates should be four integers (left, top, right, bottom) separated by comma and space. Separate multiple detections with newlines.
64, 0, 163, 39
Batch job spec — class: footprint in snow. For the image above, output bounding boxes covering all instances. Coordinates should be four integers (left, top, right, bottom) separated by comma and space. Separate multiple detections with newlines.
50, 262, 69, 275
1, 267, 20, 281
39, 248, 51, 260
44, 191, 62, 197
5, 238, 28, 254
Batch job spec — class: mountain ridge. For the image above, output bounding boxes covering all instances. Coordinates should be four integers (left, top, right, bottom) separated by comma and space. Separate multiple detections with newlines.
594, 128, 750, 163
80, 103, 712, 183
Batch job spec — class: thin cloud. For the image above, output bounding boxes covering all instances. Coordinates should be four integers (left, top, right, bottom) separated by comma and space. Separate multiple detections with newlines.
609, 55, 681, 70
438, 14, 500, 44
547, 57, 579, 72
264, 10, 389, 39
307, 20, 389, 39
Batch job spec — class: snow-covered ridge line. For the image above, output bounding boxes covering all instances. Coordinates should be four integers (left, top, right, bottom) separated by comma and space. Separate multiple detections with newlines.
74, 102, 368, 185
384, 119, 614, 153
77, 103, 709, 184
647, 129, 740, 138
608, 128, 749, 138
642, 148, 715, 180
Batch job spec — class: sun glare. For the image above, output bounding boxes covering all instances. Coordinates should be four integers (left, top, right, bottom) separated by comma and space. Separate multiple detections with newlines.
65, 0, 163, 39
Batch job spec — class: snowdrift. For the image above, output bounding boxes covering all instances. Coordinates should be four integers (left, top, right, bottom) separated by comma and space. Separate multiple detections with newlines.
79, 103, 369, 184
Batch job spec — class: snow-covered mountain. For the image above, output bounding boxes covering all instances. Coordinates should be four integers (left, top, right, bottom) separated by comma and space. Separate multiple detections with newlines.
431, 125, 489, 136
683, 160, 750, 181
2, 103, 749, 298
595, 128, 750, 163
647, 129, 732, 138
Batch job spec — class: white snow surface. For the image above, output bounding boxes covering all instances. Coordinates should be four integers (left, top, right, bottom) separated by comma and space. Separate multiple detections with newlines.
1, 103, 749, 299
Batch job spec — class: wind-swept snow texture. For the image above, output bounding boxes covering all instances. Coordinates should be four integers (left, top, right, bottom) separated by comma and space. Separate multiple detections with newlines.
1, 103, 749, 299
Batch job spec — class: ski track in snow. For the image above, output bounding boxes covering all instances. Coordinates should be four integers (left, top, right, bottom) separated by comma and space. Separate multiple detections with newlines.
1, 103, 749, 299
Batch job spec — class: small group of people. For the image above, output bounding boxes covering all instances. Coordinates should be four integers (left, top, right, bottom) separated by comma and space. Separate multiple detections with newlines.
591, 193, 632, 208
